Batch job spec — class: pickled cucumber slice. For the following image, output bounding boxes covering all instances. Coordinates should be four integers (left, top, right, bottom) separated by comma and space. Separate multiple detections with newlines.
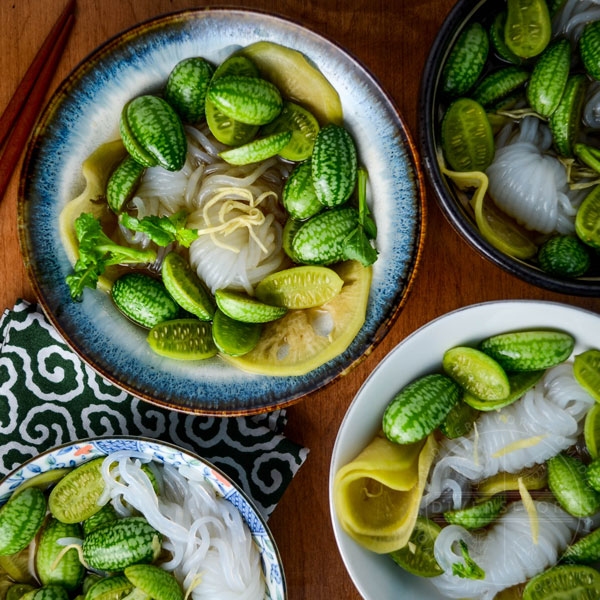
212, 309, 260, 357
214, 290, 287, 323
147, 319, 216, 360
477, 464, 547, 497
261, 101, 319, 161
389, 517, 443, 578
219, 131, 292, 165
255, 266, 343, 309
523, 565, 600, 599
505, 0, 551, 59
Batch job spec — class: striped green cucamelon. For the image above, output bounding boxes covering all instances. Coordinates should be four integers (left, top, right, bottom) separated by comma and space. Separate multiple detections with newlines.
441, 98, 494, 172
292, 207, 359, 265
214, 290, 287, 324
82, 575, 101, 596
548, 454, 600, 517
549, 74, 587, 157
537, 236, 591, 278
587, 460, 600, 492
147, 319, 217, 360
36, 519, 84, 591
282, 218, 303, 262
84, 576, 132, 600
383, 374, 461, 445
121, 96, 187, 171
505, 0, 551, 59
30, 587, 69, 600
119, 112, 157, 168
207, 76, 282, 126
581, 21, 600, 80
562, 528, 600, 564
527, 39, 571, 117
211, 309, 261, 357
165, 57, 214, 124
282, 161, 323, 220
479, 330, 575, 371
205, 56, 259, 146
83, 517, 162, 572
472, 66, 529, 108
106, 157, 145, 214
0, 487, 46, 555
82, 504, 119, 537
444, 495, 506, 530
112, 273, 179, 329
124, 565, 182, 600
548, 0, 566, 17
439, 400, 479, 439
441, 22, 489, 96
523, 565, 600, 599
311, 124, 357, 208
218, 131, 292, 165
489, 12, 522, 64
6, 584, 35, 600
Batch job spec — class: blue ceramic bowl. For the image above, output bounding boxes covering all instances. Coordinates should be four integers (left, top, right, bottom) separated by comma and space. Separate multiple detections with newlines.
19, 9, 425, 415
0, 436, 285, 599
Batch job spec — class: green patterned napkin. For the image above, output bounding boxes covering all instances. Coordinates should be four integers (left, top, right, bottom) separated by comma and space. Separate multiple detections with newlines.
0, 300, 308, 518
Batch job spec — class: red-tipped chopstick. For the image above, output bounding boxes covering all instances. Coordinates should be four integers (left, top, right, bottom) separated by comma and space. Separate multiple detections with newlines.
0, 1, 76, 200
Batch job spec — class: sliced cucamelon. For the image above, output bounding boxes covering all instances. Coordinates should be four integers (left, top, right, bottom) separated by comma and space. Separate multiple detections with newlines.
562, 528, 600, 564
14, 469, 71, 494
480, 330, 575, 372
124, 565, 182, 600
165, 57, 213, 124
490, 12, 522, 65
214, 289, 287, 323
527, 39, 571, 118
147, 319, 216, 360
383, 374, 461, 445
282, 218, 303, 262
282, 161, 323, 221
119, 113, 157, 168
575, 350, 600, 403
161, 252, 215, 321
6, 584, 35, 600
548, 453, 600, 517
537, 236, 591, 278
211, 309, 261, 357
218, 131, 292, 165
389, 517, 443, 578
0, 488, 46, 556
505, 0, 551, 59
261, 101, 319, 161
82, 504, 119, 537
441, 22, 489, 96
439, 400, 479, 439
444, 494, 506, 530
106, 157, 145, 214
576, 184, 600, 249
472, 66, 529, 108
443, 346, 510, 401
0, 548, 34, 583
82, 575, 101, 596
29, 587, 69, 600
311, 124, 357, 208
82, 517, 162, 572
587, 460, 600, 493
581, 21, 600, 80
112, 273, 179, 330
84, 575, 132, 600
292, 207, 359, 265
441, 98, 494, 172
36, 519, 84, 591
207, 76, 282, 126
549, 74, 587, 157
523, 565, 600, 599
121, 96, 187, 171
48, 458, 105, 524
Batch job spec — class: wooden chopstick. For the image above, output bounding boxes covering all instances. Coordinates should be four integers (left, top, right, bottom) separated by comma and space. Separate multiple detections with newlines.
0, 5, 75, 200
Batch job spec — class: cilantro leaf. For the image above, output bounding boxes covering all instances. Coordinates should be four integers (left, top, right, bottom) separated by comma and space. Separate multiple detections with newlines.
357, 167, 377, 240
119, 210, 198, 248
452, 540, 485, 580
343, 226, 378, 266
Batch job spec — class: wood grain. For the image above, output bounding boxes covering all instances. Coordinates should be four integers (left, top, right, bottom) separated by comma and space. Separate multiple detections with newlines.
1, 1, 599, 598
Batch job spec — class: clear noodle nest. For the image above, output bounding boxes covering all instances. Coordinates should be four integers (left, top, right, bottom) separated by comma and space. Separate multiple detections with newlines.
421, 363, 595, 513
119, 125, 290, 294
97, 451, 264, 600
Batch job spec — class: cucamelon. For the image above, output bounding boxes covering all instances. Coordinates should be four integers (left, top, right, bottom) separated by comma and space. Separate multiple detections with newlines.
0, 487, 46, 555
283, 160, 324, 221
549, 74, 587, 157
165, 57, 214, 123
106, 157, 145, 214
472, 66, 529, 108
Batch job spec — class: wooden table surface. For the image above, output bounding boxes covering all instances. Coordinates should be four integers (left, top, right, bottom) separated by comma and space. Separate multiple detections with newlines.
1, 0, 600, 597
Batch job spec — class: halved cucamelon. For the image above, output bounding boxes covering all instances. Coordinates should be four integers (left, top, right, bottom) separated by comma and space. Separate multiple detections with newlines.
292, 207, 359, 265
0, 488, 46, 555
441, 22, 489, 96
219, 131, 291, 165
537, 236, 591, 278
124, 565, 182, 600
480, 330, 575, 371
439, 400, 479, 439
490, 12, 522, 64
576, 184, 600, 249
523, 565, 600, 599
549, 74, 587, 157
112, 273, 179, 330
389, 517, 443, 578
444, 495, 506, 530
282, 218, 303, 262
311, 124, 357, 207
48, 458, 105, 524
472, 66, 529, 108
581, 21, 600, 80
562, 527, 600, 564
383, 374, 461, 444
214, 290, 287, 323
106, 157, 145, 214
282, 161, 323, 221
587, 460, 600, 493
147, 319, 216, 360
575, 350, 600, 402
165, 57, 213, 124
585, 403, 600, 459
6, 584, 35, 600
207, 76, 282, 126
84, 575, 132, 600
0, 548, 34, 583
505, 0, 551, 59
211, 309, 261, 357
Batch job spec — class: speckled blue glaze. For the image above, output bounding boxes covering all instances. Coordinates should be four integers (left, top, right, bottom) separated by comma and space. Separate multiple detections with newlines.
0, 437, 285, 599
19, 9, 423, 415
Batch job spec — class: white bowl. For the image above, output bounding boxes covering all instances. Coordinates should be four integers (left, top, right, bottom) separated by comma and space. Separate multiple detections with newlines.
329, 300, 600, 599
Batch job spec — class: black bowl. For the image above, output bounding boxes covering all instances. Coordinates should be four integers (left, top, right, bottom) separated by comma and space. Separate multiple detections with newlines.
419, 0, 600, 296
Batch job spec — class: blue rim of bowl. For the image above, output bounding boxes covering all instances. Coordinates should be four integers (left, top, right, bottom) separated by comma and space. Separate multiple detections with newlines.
17, 7, 427, 416
0, 434, 287, 599
418, 0, 600, 297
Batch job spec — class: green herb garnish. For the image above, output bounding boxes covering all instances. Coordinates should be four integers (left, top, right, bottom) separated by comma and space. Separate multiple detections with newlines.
452, 540, 485, 580
119, 210, 198, 248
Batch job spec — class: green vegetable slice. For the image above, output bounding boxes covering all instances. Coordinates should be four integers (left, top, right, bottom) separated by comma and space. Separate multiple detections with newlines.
444, 495, 506, 530
219, 131, 292, 165
214, 289, 287, 323
585, 403, 600, 459
389, 517, 443, 578
523, 565, 600, 599
147, 320, 216, 360
576, 185, 600, 249
575, 350, 600, 402
212, 309, 261, 357
505, 0, 551, 59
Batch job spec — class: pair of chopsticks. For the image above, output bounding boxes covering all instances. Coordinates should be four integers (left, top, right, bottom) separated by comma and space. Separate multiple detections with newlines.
0, 0, 75, 200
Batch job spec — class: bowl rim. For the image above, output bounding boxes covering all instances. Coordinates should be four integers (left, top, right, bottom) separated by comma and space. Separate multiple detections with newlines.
418, 0, 600, 297
0, 434, 287, 598
17, 6, 427, 416
328, 298, 600, 598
